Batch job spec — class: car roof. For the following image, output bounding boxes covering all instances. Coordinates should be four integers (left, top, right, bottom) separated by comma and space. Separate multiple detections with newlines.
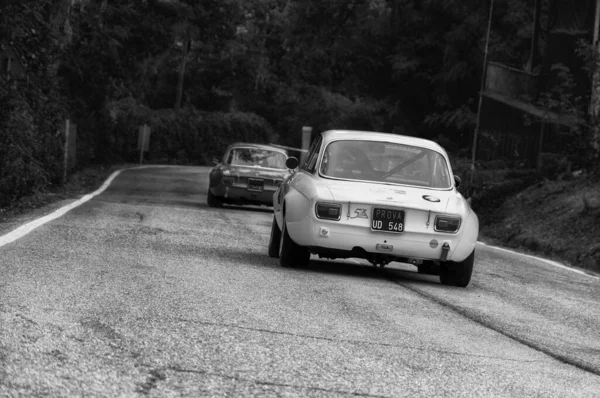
228, 142, 288, 154
319, 130, 447, 154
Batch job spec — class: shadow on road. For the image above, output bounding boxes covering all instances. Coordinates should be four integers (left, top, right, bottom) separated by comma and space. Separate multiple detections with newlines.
300, 259, 440, 286
205, 204, 273, 214
208, 243, 440, 287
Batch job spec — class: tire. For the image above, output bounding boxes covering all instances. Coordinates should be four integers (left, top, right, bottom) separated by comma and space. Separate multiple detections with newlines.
440, 249, 475, 288
268, 216, 281, 258
279, 220, 310, 268
207, 189, 223, 208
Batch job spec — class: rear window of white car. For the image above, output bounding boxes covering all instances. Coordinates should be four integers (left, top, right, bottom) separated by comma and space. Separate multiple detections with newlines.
226, 148, 287, 169
319, 140, 452, 189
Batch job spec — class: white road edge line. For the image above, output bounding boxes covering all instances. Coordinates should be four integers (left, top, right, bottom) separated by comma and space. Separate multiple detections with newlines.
0, 165, 179, 248
1, 166, 597, 282
477, 241, 599, 280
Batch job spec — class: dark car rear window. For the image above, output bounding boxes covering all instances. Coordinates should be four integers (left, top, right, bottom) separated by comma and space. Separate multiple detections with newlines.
226, 148, 287, 169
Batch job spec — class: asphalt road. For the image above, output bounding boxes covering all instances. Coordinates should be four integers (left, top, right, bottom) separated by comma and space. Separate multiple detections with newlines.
1, 166, 600, 397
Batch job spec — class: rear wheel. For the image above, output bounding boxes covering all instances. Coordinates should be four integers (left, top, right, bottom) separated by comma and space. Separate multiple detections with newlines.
279, 220, 310, 268
268, 216, 281, 258
207, 189, 223, 208
440, 249, 475, 288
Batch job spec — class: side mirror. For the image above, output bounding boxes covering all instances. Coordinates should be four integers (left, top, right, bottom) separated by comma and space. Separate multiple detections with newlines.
286, 156, 299, 169
454, 175, 461, 188
212, 157, 220, 165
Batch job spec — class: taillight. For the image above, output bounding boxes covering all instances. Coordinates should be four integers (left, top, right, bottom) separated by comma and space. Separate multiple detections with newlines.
434, 215, 461, 233
315, 202, 341, 220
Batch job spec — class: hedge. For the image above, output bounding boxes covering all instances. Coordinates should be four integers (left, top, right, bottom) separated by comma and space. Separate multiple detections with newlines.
106, 98, 275, 165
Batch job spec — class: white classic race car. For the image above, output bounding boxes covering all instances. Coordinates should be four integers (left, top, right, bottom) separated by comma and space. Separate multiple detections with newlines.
268, 130, 479, 287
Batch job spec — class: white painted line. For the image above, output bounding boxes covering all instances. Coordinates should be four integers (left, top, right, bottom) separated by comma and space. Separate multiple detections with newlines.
477, 241, 599, 280
0, 165, 182, 248
0, 170, 123, 248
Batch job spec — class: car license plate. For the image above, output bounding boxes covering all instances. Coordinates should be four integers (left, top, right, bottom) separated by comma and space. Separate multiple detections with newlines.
248, 178, 264, 192
371, 208, 404, 233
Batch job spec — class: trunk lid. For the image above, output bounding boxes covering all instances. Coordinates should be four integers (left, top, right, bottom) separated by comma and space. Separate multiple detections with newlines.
324, 180, 451, 212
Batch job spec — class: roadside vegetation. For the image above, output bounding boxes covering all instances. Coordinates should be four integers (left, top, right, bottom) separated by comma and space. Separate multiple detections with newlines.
0, 0, 598, 273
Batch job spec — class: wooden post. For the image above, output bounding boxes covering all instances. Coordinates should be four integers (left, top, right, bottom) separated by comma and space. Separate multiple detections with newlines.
536, 122, 545, 170
138, 124, 151, 164
175, 39, 190, 111
139, 133, 144, 165
63, 119, 70, 184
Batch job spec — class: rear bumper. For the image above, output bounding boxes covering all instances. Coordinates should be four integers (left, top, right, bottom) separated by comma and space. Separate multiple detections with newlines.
286, 218, 476, 262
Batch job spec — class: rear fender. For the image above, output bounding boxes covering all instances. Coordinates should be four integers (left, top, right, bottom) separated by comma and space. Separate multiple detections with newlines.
209, 168, 223, 187
273, 188, 283, 227
452, 210, 479, 262
283, 187, 311, 224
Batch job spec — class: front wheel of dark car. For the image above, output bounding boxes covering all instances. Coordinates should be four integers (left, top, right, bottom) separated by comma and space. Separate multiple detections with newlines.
206, 189, 223, 208
268, 216, 281, 258
279, 220, 310, 268
439, 249, 474, 288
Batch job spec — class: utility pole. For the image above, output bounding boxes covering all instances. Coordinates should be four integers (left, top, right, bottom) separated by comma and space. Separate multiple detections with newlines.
470, 0, 495, 189
527, 0, 542, 73
530, 0, 543, 169
591, 0, 600, 154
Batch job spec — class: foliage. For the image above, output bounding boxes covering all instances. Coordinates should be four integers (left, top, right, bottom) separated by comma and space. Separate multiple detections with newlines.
107, 98, 274, 165
533, 38, 598, 170
0, 0, 588, 205
0, 0, 67, 207
0, 84, 43, 207
245, 83, 391, 148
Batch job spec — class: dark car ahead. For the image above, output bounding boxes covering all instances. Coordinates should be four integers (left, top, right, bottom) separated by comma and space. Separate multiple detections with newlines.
207, 143, 292, 207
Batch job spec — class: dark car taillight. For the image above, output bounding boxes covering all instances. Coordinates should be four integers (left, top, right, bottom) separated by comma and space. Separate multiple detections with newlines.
316, 202, 341, 220
434, 216, 461, 233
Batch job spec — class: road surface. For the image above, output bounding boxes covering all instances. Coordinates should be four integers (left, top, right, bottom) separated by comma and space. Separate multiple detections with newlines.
1, 166, 599, 397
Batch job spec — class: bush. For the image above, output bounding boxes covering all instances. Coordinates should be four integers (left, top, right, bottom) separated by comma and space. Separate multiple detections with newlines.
469, 171, 541, 223
247, 83, 391, 148
106, 99, 274, 165
199, 111, 275, 162
0, 89, 49, 207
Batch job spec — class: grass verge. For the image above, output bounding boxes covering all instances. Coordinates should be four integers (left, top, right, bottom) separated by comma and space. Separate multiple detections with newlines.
468, 168, 600, 275
0, 164, 128, 236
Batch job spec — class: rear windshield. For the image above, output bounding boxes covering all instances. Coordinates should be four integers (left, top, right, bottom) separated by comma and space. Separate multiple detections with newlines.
226, 148, 287, 169
319, 140, 452, 189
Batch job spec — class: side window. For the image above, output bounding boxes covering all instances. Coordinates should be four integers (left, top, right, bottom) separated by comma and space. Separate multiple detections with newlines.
432, 155, 450, 188
437, 156, 450, 187
301, 136, 322, 174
